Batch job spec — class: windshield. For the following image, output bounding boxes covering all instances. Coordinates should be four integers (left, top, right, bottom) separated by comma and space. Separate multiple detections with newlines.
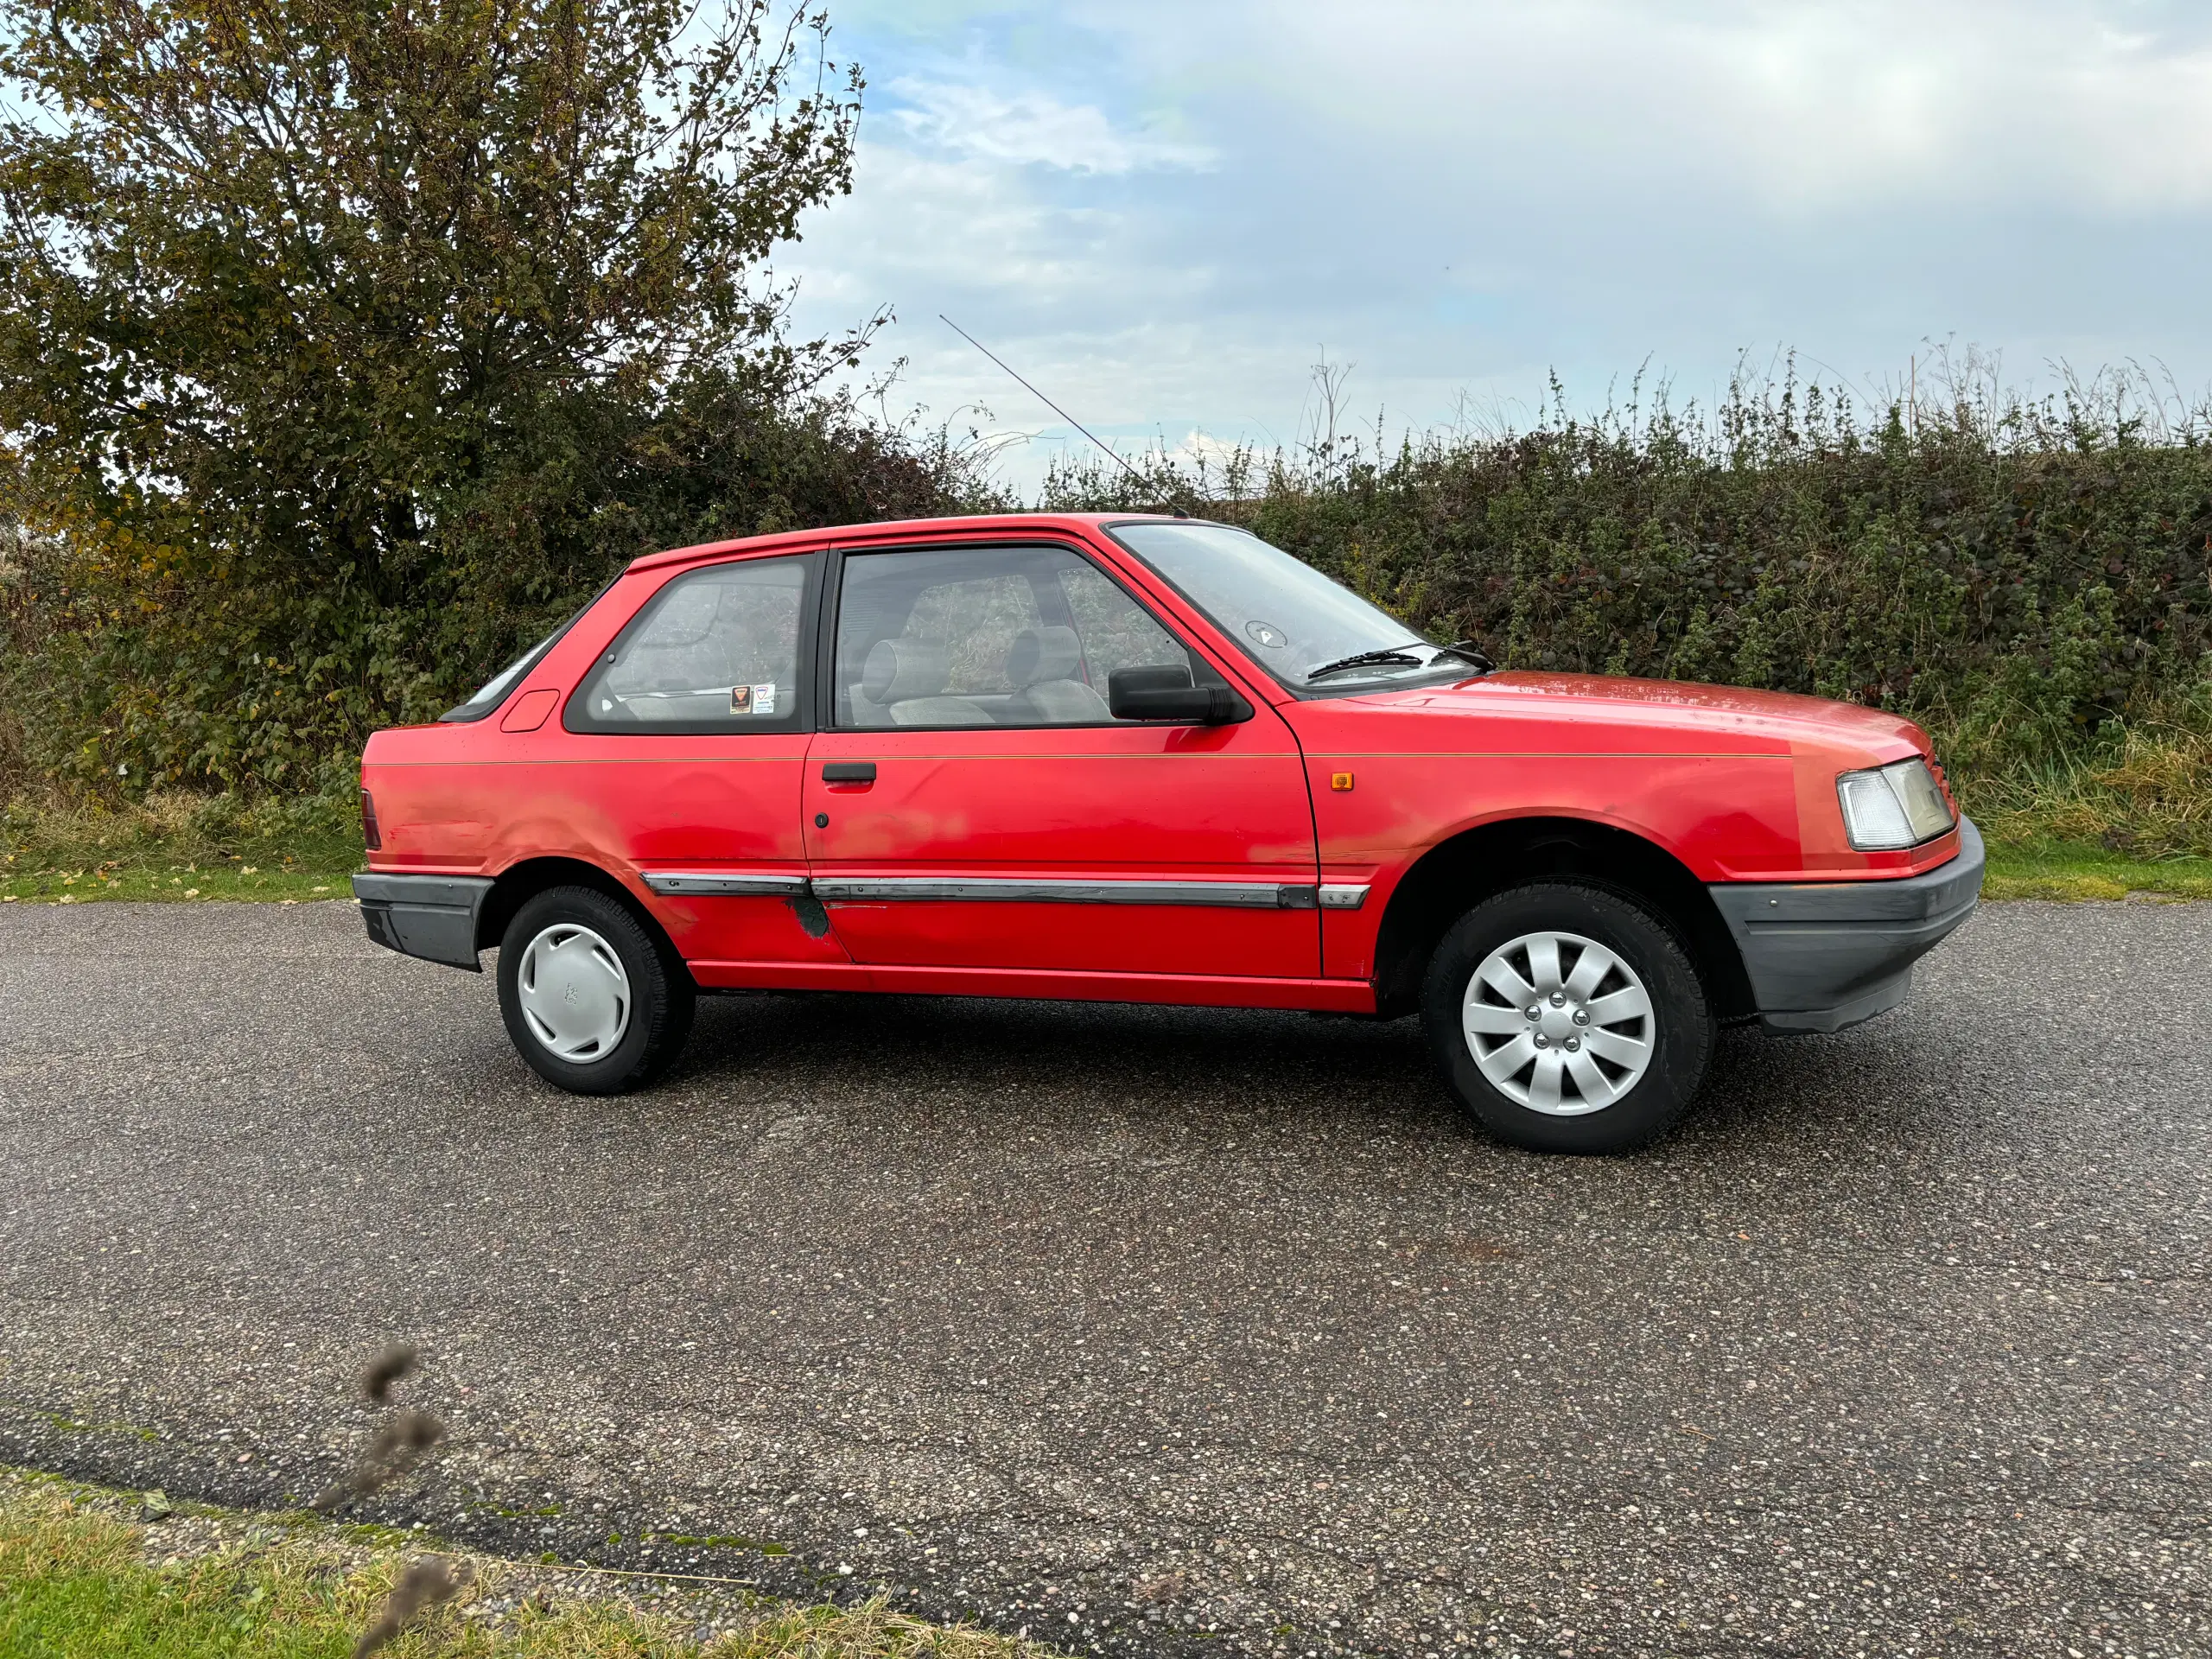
1109, 522, 1478, 693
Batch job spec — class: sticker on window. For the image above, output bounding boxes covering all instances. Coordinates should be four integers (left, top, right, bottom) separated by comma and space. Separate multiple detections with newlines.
752, 683, 777, 715
729, 684, 753, 715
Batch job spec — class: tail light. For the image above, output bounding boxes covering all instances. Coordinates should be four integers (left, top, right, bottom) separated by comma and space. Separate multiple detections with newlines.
360, 789, 383, 851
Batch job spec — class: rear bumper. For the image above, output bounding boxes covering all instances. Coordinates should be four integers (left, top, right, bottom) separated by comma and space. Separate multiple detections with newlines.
1707, 817, 1985, 1034
353, 873, 493, 972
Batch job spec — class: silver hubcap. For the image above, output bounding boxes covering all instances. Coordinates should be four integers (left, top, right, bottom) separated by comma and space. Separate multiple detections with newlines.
517, 923, 631, 1062
1461, 930, 1655, 1116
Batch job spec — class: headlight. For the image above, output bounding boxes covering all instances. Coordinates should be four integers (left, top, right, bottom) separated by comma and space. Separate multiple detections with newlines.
1836, 758, 1955, 850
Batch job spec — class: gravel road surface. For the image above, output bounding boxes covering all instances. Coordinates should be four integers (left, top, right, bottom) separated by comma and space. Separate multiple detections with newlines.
1, 899, 2205, 1658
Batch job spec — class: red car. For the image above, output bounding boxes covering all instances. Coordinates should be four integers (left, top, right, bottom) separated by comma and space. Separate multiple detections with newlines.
354, 514, 1980, 1153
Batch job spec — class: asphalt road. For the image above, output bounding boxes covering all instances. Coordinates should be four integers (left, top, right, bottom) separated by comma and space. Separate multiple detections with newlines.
1, 899, 2205, 1658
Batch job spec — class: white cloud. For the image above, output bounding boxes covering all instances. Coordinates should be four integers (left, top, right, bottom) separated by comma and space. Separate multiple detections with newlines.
789, 1, 2212, 497
1173, 0, 2212, 214
885, 79, 1214, 175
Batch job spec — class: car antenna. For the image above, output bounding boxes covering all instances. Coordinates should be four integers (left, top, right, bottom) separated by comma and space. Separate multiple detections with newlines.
939, 315, 1190, 518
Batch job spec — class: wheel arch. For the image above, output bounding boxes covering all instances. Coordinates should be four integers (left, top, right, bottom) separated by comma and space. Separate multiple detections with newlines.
1371, 816, 1754, 1021
475, 857, 691, 984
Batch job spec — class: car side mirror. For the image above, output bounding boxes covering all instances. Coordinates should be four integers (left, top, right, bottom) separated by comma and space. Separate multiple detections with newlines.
1107, 665, 1249, 724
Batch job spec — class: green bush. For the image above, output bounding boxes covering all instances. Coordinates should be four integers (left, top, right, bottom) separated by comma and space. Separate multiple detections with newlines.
3, 0, 2203, 862
1041, 360, 2212, 847
0, 0, 1001, 798
0, 391, 994, 797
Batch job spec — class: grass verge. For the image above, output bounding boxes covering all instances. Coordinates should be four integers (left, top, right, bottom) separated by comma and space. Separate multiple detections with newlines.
0, 861, 353, 904
4, 784, 2211, 910
0, 1466, 1048, 1658
0, 788, 361, 905
1979, 840, 2212, 902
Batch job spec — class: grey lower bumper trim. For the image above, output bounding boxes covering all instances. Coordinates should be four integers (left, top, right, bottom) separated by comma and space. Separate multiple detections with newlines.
1758, 970, 1917, 1035
1708, 817, 1985, 1034
352, 873, 494, 972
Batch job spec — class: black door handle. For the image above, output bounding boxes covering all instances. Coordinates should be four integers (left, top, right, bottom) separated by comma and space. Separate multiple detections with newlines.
822, 761, 877, 784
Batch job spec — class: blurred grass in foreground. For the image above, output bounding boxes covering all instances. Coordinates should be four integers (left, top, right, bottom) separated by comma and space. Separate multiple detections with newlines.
0, 1468, 1047, 1658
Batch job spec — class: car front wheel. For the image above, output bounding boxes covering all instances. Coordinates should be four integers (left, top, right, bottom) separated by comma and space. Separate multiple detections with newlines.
1421, 882, 1713, 1153
497, 886, 695, 1094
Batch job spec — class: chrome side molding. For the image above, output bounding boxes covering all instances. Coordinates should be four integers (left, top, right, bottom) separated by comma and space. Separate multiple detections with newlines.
810, 876, 1308, 909
642, 872, 810, 897
643, 870, 1370, 911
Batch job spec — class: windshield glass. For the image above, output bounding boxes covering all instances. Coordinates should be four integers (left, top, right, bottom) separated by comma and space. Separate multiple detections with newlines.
448, 639, 549, 716
1110, 522, 1478, 693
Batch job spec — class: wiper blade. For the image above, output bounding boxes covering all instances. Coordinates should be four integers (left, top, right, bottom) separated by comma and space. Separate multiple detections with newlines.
1305, 640, 1495, 681
1305, 647, 1427, 681
1431, 640, 1495, 673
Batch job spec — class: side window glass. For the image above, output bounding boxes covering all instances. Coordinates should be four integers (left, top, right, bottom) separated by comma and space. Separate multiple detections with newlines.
835, 546, 1198, 729
906, 573, 1043, 696
1058, 562, 1191, 683
570, 556, 807, 732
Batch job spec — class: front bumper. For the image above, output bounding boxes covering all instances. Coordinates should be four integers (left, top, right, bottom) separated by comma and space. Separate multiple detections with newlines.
353, 873, 493, 971
1707, 817, 1984, 1034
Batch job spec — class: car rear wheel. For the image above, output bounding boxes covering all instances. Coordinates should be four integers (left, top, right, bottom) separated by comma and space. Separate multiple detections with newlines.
1421, 882, 1713, 1153
497, 886, 694, 1094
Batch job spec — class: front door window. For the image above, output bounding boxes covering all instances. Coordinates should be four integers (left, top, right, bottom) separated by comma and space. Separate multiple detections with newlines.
833, 544, 1200, 730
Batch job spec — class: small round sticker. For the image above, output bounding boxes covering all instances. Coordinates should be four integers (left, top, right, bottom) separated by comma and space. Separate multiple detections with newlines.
1246, 620, 1288, 649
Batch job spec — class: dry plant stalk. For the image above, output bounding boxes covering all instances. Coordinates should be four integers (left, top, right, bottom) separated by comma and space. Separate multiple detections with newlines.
313, 1341, 443, 1512
359, 1340, 417, 1405
353, 1554, 472, 1657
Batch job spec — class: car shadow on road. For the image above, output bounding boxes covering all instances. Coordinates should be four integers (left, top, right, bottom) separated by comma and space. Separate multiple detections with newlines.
681, 989, 1439, 1114
665, 988, 1937, 1160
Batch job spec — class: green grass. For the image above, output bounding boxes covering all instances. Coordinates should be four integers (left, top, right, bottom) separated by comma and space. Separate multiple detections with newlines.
1980, 839, 2212, 902
0, 1467, 1051, 1658
5, 753, 2211, 912
0, 863, 354, 904
0, 788, 362, 906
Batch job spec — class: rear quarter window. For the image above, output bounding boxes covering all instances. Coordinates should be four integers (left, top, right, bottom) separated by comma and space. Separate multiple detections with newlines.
565, 556, 814, 734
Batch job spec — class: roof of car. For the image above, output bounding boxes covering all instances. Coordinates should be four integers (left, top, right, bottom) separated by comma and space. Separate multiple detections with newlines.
626, 512, 1194, 574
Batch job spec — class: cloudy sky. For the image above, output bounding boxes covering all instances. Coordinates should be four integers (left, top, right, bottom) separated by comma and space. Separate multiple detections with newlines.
780, 0, 2212, 493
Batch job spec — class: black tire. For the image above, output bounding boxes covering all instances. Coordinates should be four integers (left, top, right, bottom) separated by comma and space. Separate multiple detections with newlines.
496, 885, 695, 1095
1420, 882, 1713, 1154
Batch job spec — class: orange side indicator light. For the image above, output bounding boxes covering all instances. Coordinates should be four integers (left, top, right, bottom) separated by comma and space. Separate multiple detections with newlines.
1331, 772, 1355, 791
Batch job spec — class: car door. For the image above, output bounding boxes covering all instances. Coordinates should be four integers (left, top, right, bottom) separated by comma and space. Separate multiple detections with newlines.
554, 550, 850, 981
802, 541, 1321, 982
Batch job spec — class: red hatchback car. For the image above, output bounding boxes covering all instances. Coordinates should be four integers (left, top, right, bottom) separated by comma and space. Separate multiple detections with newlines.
354, 513, 1981, 1153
